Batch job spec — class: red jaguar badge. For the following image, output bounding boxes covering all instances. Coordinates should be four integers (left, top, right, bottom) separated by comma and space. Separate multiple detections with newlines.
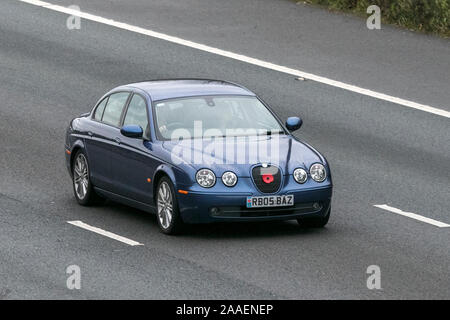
262, 174, 274, 184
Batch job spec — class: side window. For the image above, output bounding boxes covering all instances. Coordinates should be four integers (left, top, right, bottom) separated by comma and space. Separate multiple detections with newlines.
123, 94, 149, 135
93, 97, 108, 120
101, 92, 130, 127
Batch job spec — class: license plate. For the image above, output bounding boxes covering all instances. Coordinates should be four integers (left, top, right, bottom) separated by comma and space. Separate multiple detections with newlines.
246, 195, 294, 208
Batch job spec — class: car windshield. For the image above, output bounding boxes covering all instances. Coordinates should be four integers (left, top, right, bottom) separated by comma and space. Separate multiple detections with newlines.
153, 95, 285, 140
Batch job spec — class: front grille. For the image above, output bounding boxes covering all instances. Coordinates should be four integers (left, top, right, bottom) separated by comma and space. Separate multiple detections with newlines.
251, 165, 281, 193
210, 202, 323, 218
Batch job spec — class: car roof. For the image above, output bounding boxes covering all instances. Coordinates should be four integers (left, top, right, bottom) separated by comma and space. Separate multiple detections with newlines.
116, 79, 255, 101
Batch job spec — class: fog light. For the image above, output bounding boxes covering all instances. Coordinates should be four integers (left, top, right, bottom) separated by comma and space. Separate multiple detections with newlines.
210, 207, 219, 216
313, 202, 320, 210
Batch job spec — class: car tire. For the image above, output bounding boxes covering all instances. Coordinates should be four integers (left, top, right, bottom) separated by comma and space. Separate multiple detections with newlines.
72, 149, 100, 206
156, 177, 184, 235
297, 208, 330, 228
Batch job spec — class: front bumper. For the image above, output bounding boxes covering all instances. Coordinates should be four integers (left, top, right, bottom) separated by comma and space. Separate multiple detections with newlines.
177, 186, 332, 223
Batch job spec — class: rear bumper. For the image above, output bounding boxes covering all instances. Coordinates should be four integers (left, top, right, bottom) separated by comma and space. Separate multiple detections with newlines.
177, 186, 332, 223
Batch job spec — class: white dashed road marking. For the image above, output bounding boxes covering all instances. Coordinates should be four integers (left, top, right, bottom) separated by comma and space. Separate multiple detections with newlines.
374, 204, 450, 228
67, 221, 144, 246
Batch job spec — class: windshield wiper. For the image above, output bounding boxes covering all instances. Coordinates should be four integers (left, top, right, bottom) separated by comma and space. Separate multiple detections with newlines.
258, 129, 285, 136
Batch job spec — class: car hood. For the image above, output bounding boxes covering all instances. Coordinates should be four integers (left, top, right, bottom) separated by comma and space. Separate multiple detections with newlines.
162, 135, 324, 177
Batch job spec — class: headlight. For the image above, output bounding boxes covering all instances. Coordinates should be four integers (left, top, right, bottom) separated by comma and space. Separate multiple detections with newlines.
196, 169, 216, 188
293, 168, 308, 184
309, 163, 326, 182
222, 171, 237, 187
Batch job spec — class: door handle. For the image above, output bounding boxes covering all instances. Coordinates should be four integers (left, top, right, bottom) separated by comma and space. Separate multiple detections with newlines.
114, 137, 121, 144
87, 131, 93, 137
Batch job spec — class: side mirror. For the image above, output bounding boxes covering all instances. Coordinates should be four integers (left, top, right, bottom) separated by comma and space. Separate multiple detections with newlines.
121, 125, 143, 139
285, 117, 302, 131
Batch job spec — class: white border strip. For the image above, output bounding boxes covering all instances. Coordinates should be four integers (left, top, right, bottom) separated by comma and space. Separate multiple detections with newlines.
19, 0, 450, 119
374, 204, 450, 228
68, 220, 144, 246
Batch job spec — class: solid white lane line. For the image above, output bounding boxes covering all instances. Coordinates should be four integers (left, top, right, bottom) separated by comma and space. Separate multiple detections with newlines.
19, 0, 450, 119
67, 221, 144, 246
374, 204, 450, 228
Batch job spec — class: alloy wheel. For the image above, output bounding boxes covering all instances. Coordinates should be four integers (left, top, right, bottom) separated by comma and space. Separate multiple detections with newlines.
157, 181, 173, 229
73, 154, 89, 200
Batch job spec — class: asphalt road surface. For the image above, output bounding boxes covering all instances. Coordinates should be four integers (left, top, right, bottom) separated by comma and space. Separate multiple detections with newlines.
0, 0, 449, 299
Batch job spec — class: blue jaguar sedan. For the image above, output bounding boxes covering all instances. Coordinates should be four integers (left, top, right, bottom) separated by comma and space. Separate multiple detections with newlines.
65, 79, 332, 234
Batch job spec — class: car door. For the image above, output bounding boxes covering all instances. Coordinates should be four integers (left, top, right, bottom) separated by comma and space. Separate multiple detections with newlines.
111, 92, 159, 205
84, 92, 130, 191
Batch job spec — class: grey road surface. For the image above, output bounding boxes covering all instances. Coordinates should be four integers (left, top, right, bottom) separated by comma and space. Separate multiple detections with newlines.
49, 0, 450, 110
0, 0, 449, 299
